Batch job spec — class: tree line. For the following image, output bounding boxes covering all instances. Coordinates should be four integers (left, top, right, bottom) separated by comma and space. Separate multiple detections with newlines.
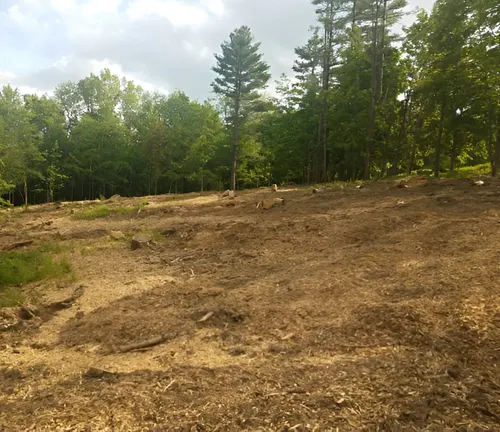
0, 0, 498, 206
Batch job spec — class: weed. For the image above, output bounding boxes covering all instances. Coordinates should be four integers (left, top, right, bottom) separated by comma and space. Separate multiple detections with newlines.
73, 203, 146, 220
0, 287, 25, 308
73, 205, 112, 220
0, 197, 12, 208
0, 249, 73, 307
36, 242, 64, 254
443, 163, 491, 179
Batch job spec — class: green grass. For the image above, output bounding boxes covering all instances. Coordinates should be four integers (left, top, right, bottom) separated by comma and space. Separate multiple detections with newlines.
443, 163, 491, 179
385, 164, 491, 182
0, 287, 25, 308
72, 203, 146, 220
36, 242, 65, 254
0, 249, 73, 308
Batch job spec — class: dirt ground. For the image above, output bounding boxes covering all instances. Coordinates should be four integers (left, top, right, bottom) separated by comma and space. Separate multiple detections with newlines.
1, 178, 500, 431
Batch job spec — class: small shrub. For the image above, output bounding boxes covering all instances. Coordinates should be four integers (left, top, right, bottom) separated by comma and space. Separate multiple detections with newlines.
0, 197, 12, 208
113, 205, 139, 215
36, 242, 64, 254
444, 163, 491, 179
73, 205, 111, 220
0, 249, 73, 307
73, 204, 145, 220
0, 287, 25, 308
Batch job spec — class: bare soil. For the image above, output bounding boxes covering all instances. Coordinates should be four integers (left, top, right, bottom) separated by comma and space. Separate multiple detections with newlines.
1, 178, 500, 431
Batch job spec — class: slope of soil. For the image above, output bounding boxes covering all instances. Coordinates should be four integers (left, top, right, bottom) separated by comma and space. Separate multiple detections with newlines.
1, 179, 500, 431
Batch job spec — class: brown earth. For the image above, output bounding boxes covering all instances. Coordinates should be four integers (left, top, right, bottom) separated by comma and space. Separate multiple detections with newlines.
1, 178, 500, 431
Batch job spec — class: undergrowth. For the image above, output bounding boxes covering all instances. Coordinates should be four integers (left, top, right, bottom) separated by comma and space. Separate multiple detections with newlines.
73, 203, 146, 220
0, 287, 25, 308
443, 163, 490, 179
0, 248, 73, 308
0, 197, 12, 208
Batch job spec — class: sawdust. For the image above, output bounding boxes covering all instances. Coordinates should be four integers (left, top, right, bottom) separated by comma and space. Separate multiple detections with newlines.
1, 179, 500, 430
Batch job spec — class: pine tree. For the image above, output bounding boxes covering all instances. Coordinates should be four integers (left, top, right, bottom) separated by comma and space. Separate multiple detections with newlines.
211, 26, 271, 190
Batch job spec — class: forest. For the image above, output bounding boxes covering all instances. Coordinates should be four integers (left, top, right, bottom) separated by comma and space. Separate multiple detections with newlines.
0, 0, 498, 205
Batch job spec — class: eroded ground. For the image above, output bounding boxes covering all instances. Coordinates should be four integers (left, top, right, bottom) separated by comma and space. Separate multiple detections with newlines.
1, 179, 500, 431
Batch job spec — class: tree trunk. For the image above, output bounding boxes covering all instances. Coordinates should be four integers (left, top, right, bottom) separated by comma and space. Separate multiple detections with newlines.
487, 104, 495, 176
409, 114, 424, 175
321, 23, 332, 184
493, 116, 500, 177
231, 100, 240, 191
24, 178, 28, 208
400, 92, 412, 171
434, 101, 446, 178
450, 128, 459, 172
365, 0, 380, 180
378, 0, 387, 102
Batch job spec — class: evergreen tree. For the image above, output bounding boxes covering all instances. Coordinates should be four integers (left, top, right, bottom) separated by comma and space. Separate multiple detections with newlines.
211, 26, 271, 190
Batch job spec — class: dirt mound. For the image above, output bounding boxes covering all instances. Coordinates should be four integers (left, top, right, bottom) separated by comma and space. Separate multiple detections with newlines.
59, 283, 249, 352
345, 302, 432, 346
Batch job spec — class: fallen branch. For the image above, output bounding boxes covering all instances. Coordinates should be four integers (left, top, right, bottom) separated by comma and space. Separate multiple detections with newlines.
117, 336, 168, 353
163, 379, 176, 391
197, 311, 214, 323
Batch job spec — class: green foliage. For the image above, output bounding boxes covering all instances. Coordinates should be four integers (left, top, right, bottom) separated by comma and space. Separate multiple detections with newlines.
0, 287, 25, 308
0, 197, 12, 208
36, 242, 65, 254
443, 163, 491, 179
0, 1, 497, 204
72, 204, 145, 220
0, 249, 72, 290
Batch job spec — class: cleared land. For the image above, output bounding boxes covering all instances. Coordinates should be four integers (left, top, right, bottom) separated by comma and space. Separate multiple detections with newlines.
1, 178, 500, 431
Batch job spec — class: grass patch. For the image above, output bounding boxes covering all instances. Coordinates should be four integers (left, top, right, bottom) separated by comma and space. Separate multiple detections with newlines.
0, 287, 25, 308
73, 204, 146, 220
443, 163, 491, 179
36, 242, 65, 254
0, 249, 73, 307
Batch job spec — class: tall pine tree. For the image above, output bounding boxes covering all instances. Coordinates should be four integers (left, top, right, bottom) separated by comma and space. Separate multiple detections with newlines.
211, 26, 271, 190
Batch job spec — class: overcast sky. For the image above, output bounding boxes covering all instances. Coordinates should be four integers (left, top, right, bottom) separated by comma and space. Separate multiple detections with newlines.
0, 0, 435, 101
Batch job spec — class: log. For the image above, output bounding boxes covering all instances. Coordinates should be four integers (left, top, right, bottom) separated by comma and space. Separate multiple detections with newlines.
117, 336, 168, 353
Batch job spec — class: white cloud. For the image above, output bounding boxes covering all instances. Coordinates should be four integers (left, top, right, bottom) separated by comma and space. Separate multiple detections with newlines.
0, 69, 48, 96
199, 46, 211, 59
50, 0, 76, 14
0, 69, 16, 81
126, 0, 209, 28
6, 5, 26, 24
53, 56, 70, 69
81, 0, 123, 16
201, 0, 225, 17
0, 0, 437, 102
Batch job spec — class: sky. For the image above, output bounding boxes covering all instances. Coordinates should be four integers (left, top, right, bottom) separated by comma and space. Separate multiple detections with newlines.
0, 0, 436, 101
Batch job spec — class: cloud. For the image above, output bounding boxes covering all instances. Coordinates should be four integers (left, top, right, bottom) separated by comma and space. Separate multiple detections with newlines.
0, 0, 436, 101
